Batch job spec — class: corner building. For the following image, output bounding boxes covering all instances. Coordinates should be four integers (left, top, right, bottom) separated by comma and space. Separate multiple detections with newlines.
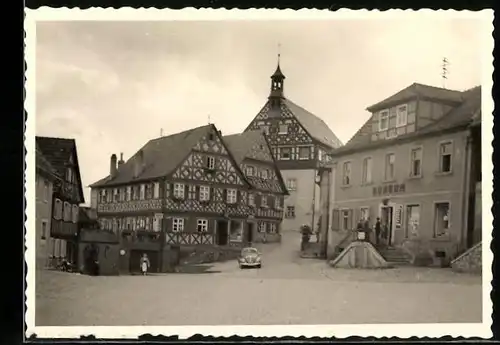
324, 83, 482, 262
244, 61, 342, 232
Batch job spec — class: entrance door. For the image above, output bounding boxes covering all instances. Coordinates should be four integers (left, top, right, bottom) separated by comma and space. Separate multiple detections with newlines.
129, 250, 159, 274
247, 223, 254, 243
216, 220, 229, 245
381, 206, 394, 246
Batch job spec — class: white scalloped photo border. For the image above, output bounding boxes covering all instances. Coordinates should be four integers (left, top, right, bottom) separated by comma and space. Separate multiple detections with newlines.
23, 7, 494, 340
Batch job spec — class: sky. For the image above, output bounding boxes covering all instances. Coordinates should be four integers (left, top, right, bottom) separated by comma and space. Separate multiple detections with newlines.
35, 17, 484, 205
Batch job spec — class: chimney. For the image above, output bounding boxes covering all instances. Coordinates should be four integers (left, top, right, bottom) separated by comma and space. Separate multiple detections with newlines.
218, 130, 222, 136
110, 154, 117, 178
117, 152, 125, 168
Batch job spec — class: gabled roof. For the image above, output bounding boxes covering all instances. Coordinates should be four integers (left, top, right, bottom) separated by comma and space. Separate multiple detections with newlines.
35, 142, 58, 180
223, 131, 288, 195
283, 99, 343, 149
366, 83, 464, 112
36, 136, 85, 203
90, 125, 211, 187
330, 86, 481, 157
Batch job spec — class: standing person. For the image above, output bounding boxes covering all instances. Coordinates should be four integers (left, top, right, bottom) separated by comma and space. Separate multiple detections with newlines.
363, 217, 371, 243
374, 217, 381, 246
140, 253, 150, 276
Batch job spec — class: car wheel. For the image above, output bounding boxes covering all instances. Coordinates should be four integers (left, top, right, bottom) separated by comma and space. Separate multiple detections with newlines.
257, 264, 262, 269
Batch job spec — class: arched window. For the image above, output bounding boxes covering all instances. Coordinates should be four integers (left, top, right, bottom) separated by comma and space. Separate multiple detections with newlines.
72, 205, 79, 223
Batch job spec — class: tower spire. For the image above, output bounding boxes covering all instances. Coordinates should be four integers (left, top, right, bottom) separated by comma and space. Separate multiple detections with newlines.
269, 45, 285, 102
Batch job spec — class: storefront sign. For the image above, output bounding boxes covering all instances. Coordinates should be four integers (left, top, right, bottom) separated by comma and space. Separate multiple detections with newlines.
372, 183, 406, 197
395, 205, 403, 228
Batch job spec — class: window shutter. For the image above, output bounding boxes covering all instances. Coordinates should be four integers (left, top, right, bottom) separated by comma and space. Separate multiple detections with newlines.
210, 187, 215, 201
184, 184, 188, 199
223, 189, 228, 203
331, 209, 339, 230
347, 209, 353, 230
255, 194, 261, 207
195, 185, 200, 200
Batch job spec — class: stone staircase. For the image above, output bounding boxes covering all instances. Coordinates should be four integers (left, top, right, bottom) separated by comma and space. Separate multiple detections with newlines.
378, 246, 412, 265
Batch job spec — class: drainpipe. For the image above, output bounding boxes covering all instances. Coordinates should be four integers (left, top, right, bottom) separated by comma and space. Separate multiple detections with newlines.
460, 133, 472, 252
159, 178, 167, 273
311, 168, 317, 235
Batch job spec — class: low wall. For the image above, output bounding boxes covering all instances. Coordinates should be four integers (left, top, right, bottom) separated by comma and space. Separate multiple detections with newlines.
253, 232, 281, 243
451, 242, 482, 274
179, 246, 241, 265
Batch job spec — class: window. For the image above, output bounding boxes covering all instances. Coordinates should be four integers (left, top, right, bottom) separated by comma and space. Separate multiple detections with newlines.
298, 147, 310, 160
72, 205, 78, 223
197, 219, 208, 232
396, 105, 408, 127
360, 207, 369, 222
208, 133, 215, 141
199, 185, 210, 201
410, 147, 422, 177
106, 189, 112, 203
406, 204, 421, 238
119, 188, 125, 202
274, 197, 281, 209
54, 199, 63, 220
113, 188, 119, 202
63, 202, 71, 222
280, 147, 291, 160
279, 124, 288, 134
172, 218, 184, 232
246, 166, 254, 176
226, 188, 237, 204
362, 157, 372, 184
139, 184, 146, 200
261, 195, 268, 207
434, 202, 450, 237
384, 153, 395, 180
248, 193, 255, 206
261, 125, 269, 135
153, 182, 160, 199
261, 169, 269, 179
173, 183, 185, 199
268, 223, 277, 233
258, 222, 266, 232
342, 161, 351, 185
439, 142, 453, 173
285, 206, 295, 218
341, 209, 351, 230
206, 156, 215, 170
145, 184, 153, 199
379, 110, 389, 131
43, 180, 49, 202
286, 178, 297, 191
132, 186, 139, 200
126, 186, 132, 201
41, 220, 47, 240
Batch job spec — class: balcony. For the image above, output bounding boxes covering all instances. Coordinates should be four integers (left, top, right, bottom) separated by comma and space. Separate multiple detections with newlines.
51, 220, 78, 239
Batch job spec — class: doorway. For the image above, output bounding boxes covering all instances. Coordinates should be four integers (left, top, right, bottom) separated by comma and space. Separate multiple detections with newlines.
216, 220, 229, 245
83, 243, 99, 275
247, 223, 255, 243
381, 206, 394, 246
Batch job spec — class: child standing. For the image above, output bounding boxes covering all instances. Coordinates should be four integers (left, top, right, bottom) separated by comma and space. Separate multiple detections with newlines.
140, 253, 150, 276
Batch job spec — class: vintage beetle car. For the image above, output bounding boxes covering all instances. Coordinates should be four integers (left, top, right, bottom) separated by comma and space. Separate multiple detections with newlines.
238, 247, 262, 269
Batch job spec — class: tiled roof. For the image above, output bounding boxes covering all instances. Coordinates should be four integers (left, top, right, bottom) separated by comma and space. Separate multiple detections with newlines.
223, 131, 288, 194
283, 99, 343, 149
366, 83, 464, 112
35, 142, 58, 179
90, 125, 211, 187
36, 136, 85, 202
330, 86, 481, 157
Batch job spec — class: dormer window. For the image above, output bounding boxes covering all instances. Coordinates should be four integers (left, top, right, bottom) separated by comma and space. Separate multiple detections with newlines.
246, 166, 254, 176
396, 105, 408, 127
379, 110, 389, 131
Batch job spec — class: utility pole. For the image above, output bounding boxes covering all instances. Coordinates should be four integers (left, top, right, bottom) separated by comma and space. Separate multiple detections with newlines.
442, 57, 449, 89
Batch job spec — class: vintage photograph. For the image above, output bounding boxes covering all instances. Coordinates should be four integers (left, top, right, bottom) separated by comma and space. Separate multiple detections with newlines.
25, 9, 493, 339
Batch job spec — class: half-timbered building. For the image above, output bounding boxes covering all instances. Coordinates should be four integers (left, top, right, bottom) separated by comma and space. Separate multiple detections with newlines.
36, 137, 86, 267
89, 124, 287, 274
244, 61, 343, 232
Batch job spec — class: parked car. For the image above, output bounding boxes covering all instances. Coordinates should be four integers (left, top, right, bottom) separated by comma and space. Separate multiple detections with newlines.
238, 247, 262, 269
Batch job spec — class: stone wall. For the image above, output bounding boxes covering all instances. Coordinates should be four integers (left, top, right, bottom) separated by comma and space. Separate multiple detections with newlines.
253, 232, 281, 243
451, 242, 482, 274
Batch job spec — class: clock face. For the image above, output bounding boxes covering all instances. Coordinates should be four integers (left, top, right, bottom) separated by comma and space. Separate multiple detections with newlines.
120, 249, 126, 256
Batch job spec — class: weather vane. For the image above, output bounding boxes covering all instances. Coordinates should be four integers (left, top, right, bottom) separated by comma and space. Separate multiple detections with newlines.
277, 43, 281, 64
